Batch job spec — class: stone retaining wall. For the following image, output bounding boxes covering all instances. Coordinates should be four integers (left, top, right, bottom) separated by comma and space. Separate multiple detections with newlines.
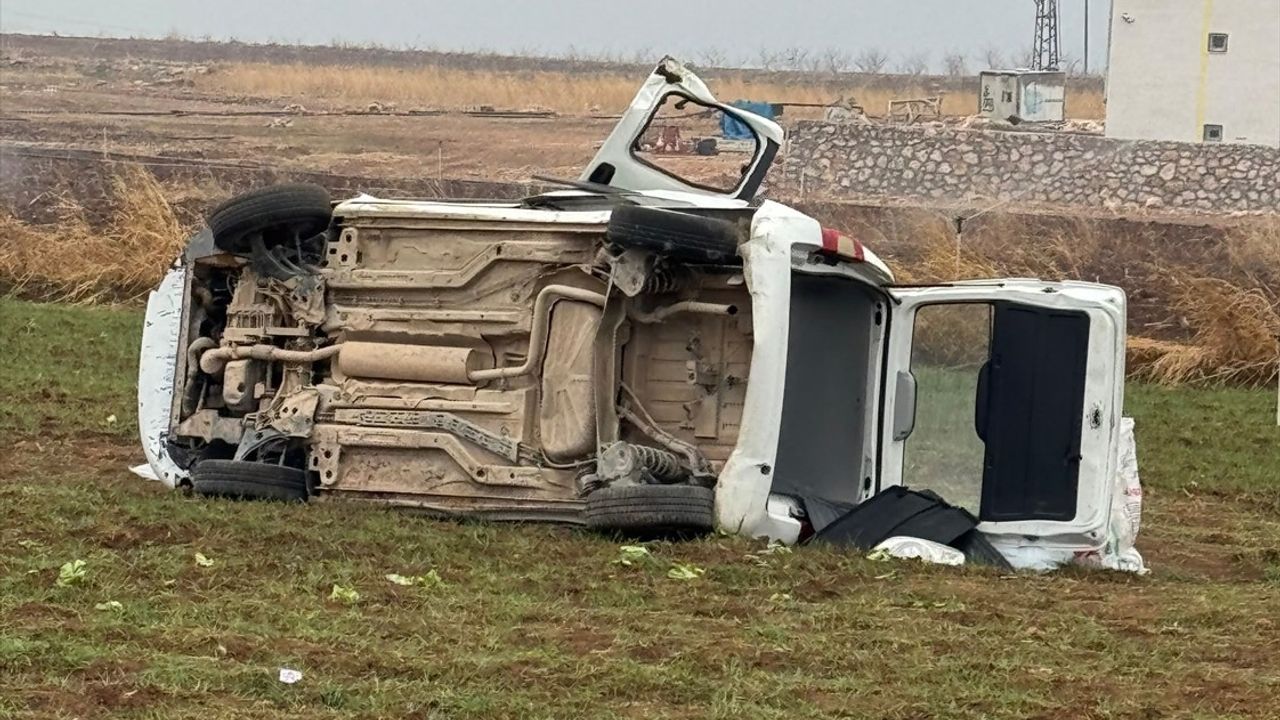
782, 121, 1279, 213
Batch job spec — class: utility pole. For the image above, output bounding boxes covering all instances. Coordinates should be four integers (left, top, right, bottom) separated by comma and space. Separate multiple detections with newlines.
1084, 0, 1090, 75
1032, 0, 1062, 71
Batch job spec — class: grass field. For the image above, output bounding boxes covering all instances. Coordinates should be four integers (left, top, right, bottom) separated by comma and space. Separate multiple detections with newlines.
2, 298, 1279, 719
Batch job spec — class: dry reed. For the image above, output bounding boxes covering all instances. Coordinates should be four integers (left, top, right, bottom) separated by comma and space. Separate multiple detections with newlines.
197, 62, 1107, 119
0, 166, 190, 303
2, 167, 1272, 385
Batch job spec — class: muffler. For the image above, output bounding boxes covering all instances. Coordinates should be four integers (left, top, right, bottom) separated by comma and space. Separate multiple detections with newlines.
336, 342, 492, 384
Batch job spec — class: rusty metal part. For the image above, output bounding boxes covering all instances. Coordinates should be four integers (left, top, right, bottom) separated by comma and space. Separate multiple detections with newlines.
175, 409, 245, 444
609, 248, 688, 297
468, 285, 607, 382
182, 336, 218, 415
223, 268, 282, 343
608, 248, 652, 297
629, 300, 738, 324
221, 359, 264, 413
199, 343, 343, 375
539, 301, 601, 461
642, 265, 686, 294
598, 441, 684, 485
337, 342, 493, 384
592, 293, 629, 453
263, 387, 322, 437
618, 402, 712, 476
331, 407, 536, 464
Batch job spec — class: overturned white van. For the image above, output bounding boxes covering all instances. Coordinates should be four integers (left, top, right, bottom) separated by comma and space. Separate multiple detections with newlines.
138, 58, 1140, 569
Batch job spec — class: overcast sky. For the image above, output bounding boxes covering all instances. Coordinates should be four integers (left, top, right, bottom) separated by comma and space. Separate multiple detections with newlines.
0, 0, 1114, 71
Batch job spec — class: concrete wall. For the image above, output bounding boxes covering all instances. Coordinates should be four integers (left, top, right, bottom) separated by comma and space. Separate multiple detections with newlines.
783, 121, 1280, 213
1106, 0, 1280, 147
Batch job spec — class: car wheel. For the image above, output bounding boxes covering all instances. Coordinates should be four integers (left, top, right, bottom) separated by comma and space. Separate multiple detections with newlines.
190, 460, 310, 502
206, 183, 332, 255
606, 205, 741, 264
585, 483, 715, 538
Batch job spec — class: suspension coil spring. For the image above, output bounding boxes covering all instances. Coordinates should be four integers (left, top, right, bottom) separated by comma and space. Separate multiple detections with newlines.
632, 444, 683, 481
642, 266, 684, 294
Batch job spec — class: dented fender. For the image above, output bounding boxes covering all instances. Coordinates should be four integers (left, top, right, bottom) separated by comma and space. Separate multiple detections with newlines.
137, 261, 190, 488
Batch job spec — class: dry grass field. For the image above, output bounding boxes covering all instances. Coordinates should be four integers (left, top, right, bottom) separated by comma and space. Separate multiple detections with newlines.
197, 62, 1107, 119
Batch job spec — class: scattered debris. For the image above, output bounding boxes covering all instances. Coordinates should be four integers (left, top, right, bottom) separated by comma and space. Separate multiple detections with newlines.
94, 600, 124, 612
887, 96, 944, 124
278, 668, 303, 684
869, 537, 967, 566
745, 541, 793, 566
811, 487, 1010, 569
194, 552, 214, 568
385, 570, 445, 587
823, 96, 870, 124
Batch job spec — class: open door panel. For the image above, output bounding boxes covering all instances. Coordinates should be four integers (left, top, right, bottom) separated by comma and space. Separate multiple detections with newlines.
579, 57, 784, 201
881, 281, 1126, 552
979, 302, 1090, 522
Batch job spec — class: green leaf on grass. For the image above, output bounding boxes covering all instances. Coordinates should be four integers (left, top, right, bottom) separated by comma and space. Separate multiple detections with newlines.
667, 563, 705, 581
56, 559, 87, 587
866, 549, 894, 562
329, 584, 360, 604
614, 545, 653, 567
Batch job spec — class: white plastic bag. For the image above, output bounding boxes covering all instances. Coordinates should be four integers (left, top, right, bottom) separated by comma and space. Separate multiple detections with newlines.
870, 536, 967, 566
1075, 417, 1147, 573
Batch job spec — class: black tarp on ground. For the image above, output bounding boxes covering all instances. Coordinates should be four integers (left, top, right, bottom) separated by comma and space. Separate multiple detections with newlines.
808, 486, 1011, 568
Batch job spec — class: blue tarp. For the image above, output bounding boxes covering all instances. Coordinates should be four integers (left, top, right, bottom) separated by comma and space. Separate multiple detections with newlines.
720, 100, 775, 140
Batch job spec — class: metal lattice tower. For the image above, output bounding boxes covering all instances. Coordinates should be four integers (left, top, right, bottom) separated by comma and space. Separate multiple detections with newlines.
1031, 0, 1062, 70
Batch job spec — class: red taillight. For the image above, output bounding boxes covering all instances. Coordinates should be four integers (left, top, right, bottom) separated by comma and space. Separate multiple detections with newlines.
819, 227, 865, 262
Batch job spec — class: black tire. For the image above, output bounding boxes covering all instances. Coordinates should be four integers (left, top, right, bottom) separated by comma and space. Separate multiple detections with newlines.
191, 460, 310, 502
206, 184, 332, 254
585, 483, 715, 538
606, 205, 741, 264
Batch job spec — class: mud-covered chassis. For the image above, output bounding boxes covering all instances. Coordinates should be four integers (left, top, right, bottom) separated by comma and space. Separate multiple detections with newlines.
155, 189, 824, 535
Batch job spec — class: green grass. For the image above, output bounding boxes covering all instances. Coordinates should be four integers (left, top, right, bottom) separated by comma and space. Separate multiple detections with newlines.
2, 297, 1280, 719
0, 298, 143, 439
1127, 384, 1280, 500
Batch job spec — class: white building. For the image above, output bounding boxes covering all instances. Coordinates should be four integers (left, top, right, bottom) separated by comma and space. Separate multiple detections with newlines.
1105, 0, 1280, 147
